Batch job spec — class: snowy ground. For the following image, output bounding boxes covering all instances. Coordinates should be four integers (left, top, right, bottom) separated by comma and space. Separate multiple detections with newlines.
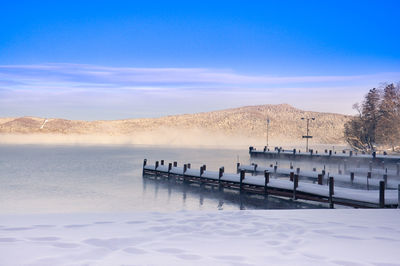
1, 209, 400, 266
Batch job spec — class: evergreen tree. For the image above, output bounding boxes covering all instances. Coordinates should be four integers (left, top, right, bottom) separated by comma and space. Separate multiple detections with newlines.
376, 84, 400, 150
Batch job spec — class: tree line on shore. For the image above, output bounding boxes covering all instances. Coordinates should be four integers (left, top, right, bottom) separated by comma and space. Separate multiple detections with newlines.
344, 83, 400, 152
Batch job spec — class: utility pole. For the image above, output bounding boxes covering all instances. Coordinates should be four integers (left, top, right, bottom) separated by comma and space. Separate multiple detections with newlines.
301, 117, 315, 152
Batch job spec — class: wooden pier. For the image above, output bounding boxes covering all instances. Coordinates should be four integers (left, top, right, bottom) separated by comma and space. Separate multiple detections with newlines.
250, 146, 400, 166
237, 163, 400, 190
143, 159, 400, 209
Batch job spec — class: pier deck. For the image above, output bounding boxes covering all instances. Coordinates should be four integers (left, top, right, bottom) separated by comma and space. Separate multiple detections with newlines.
143, 159, 400, 209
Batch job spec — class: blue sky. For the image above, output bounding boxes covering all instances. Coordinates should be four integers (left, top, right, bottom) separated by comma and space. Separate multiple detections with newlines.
0, 1, 399, 119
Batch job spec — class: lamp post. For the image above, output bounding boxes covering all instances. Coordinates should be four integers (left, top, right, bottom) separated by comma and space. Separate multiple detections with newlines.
266, 117, 270, 148
301, 117, 315, 152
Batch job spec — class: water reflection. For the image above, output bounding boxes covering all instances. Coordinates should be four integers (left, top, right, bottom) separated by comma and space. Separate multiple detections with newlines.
143, 174, 327, 210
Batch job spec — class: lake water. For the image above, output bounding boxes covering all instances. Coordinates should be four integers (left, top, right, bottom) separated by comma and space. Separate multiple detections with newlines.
0, 145, 326, 214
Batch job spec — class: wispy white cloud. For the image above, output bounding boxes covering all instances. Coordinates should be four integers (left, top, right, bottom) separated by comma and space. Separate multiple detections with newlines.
0, 63, 398, 119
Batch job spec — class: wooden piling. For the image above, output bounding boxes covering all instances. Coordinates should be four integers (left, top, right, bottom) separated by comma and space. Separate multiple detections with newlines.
293, 174, 298, 200
219, 167, 224, 184
329, 177, 334, 208
168, 163, 172, 179
142, 159, 147, 175
383, 174, 388, 189
317, 174, 322, 185
264, 170, 269, 195
240, 170, 245, 191
398, 184, 400, 209
183, 164, 187, 181
379, 181, 385, 208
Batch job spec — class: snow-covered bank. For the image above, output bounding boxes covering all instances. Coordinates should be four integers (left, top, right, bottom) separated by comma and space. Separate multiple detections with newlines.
1, 209, 399, 266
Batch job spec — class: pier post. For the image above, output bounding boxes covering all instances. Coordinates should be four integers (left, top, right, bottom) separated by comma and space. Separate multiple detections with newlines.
161, 160, 164, 165
293, 174, 298, 200
329, 177, 334, 209
264, 170, 269, 195
379, 181, 385, 208
240, 170, 245, 191
183, 164, 187, 181
317, 174, 322, 185
219, 167, 224, 185
383, 174, 388, 189
142, 159, 147, 175
350, 172, 354, 185
168, 163, 172, 179
290, 172, 294, 182
155, 161, 159, 175
398, 184, 400, 209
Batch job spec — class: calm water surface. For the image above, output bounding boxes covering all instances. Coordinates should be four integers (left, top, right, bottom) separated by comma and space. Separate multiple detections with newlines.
0, 145, 325, 214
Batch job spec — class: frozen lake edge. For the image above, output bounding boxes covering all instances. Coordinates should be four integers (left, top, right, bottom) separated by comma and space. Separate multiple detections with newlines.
1, 209, 399, 266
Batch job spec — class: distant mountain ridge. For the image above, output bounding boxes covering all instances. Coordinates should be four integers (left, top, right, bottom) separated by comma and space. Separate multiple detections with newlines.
0, 104, 350, 145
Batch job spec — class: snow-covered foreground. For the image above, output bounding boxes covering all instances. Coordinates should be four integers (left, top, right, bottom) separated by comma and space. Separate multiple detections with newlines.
1, 210, 399, 266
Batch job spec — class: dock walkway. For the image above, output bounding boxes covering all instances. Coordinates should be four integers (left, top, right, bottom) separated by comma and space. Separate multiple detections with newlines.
143, 159, 400, 209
